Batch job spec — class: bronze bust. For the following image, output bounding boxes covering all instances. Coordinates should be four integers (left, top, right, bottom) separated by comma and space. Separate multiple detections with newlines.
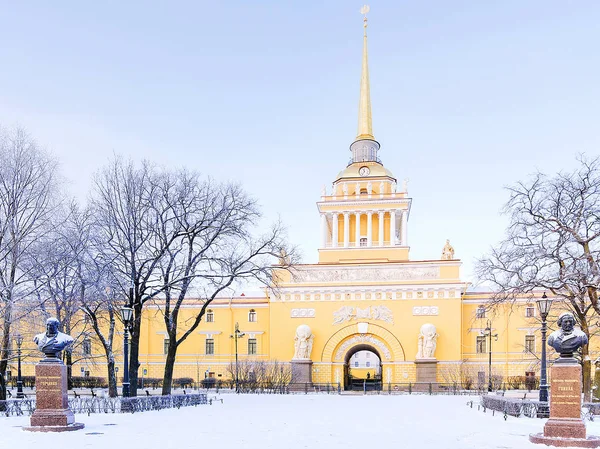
33, 317, 74, 360
547, 312, 588, 359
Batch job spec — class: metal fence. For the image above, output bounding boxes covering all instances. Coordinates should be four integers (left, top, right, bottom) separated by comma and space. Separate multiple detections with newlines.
0, 393, 208, 417
220, 382, 487, 395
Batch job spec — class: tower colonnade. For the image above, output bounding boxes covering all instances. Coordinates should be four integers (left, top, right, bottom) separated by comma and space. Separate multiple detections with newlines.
320, 209, 408, 248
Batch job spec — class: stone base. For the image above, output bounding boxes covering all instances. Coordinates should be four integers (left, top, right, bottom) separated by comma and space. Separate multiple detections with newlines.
545, 418, 587, 439
28, 359, 83, 431
529, 433, 600, 448
24, 422, 85, 433
290, 360, 312, 391
30, 408, 75, 427
415, 359, 437, 384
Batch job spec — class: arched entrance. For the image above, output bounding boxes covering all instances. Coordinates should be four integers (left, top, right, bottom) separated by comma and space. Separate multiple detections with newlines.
344, 344, 382, 391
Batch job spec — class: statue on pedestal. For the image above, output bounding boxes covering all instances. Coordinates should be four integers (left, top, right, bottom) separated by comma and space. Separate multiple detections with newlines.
548, 312, 588, 358
416, 323, 438, 359
33, 318, 74, 360
293, 324, 314, 360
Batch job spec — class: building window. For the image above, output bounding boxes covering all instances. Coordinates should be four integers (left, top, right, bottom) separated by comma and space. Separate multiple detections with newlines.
365, 352, 370, 359
206, 309, 214, 323
366, 361, 371, 367
163, 338, 169, 355
205, 338, 214, 355
354, 361, 359, 367
248, 309, 257, 322
82, 338, 92, 356
525, 306, 535, 318
359, 237, 367, 247
248, 338, 257, 355
476, 336, 486, 354
525, 335, 535, 353
476, 306, 486, 319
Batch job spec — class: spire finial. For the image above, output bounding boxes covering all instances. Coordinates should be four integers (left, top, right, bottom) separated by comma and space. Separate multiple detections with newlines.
361, 4, 370, 35
356, 5, 374, 141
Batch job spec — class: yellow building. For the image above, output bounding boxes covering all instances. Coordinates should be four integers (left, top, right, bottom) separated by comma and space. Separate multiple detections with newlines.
9, 11, 595, 392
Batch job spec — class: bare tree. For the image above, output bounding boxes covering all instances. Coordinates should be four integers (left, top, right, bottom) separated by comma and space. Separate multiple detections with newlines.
0, 127, 59, 401
91, 158, 200, 396
25, 202, 98, 388
476, 156, 600, 400
154, 169, 297, 394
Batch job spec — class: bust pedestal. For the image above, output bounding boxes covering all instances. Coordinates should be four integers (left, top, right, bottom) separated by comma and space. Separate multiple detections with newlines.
290, 359, 313, 391
23, 359, 84, 432
530, 358, 600, 447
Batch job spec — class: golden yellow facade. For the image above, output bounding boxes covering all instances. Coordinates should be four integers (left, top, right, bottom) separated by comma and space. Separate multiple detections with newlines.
8, 11, 599, 391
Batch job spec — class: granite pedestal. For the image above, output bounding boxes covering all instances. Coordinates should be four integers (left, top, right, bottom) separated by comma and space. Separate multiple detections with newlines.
23, 359, 84, 432
415, 359, 438, 384
530, 359, 600, 447
290, 360, 313, 391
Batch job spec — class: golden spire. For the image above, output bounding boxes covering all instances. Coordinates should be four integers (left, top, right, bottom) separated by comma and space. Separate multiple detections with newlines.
356, 5, 374, 141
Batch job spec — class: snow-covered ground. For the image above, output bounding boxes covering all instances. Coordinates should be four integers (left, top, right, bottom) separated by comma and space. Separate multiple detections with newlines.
2, 394, 599, 449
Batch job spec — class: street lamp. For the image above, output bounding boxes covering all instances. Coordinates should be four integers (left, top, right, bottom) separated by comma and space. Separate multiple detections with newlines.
120, 305, 133, 397
230, 322, 245, 393
16, 333, 24, 399
483, 320, 499, 392
536, 292, 553, 408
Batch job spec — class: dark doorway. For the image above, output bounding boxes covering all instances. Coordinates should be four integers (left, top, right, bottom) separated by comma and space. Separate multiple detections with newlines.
344, 344, 382, 391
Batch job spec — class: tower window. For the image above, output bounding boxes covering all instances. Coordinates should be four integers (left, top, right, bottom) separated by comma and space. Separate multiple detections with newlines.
360, 188, 368, 195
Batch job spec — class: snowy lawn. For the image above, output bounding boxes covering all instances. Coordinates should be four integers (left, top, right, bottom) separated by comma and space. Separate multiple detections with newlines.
2, 394, 600, 449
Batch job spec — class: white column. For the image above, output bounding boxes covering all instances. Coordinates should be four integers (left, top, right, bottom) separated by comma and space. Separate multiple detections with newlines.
343, 212, 350, 248
332, 213, 339, 248
401, 209, 408, 246
355, 212, 361, 247
367, 212, 373, 247
390, 210, 396, 246
320, 213, 327, 248
378, 211, 384, 247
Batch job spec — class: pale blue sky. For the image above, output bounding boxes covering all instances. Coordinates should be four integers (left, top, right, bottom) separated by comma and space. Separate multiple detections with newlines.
1, 1, 599, 282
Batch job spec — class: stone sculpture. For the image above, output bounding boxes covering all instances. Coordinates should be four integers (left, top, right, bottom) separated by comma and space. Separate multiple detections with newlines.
293, 324, 314, 360
441, 239, 455, 260
33, 317, 74, 359
416, 323, 438, 359
548, 312, 588, 358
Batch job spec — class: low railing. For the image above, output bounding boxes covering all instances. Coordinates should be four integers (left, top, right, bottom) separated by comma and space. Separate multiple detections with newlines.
0, 393, 207, 417
230, 382, 487, 395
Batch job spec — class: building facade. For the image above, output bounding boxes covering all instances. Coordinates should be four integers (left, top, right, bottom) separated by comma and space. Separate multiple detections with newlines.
7, 12, 589, 391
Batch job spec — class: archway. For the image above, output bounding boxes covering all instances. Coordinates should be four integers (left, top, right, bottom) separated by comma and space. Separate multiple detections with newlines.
344, 344, 382, 391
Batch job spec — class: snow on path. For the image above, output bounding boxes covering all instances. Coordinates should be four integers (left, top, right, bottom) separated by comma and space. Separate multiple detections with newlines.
2, 394, 599, 449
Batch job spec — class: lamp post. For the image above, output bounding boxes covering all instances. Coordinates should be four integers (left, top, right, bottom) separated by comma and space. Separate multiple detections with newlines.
16, 334, 24, 399
536, 292, 553, 407
483, 320, 499, 392
120, 305, 133, 397
230, 322, 245, 393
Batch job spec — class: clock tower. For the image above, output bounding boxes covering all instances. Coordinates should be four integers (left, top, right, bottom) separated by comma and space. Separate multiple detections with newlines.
317, 8, 411, 264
